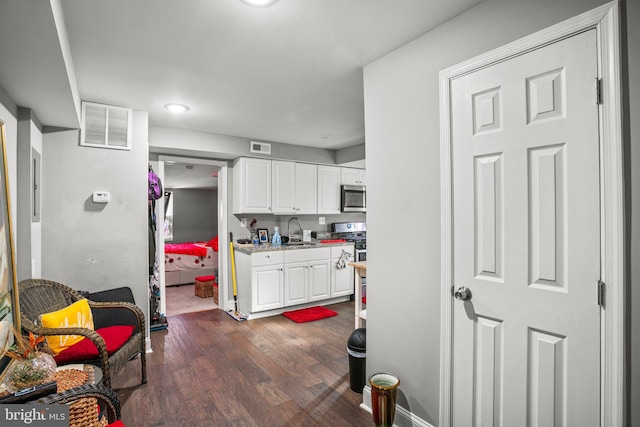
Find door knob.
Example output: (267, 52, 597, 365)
(454, 286, 471, 301)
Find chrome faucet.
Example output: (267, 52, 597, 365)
(287, 217, 303, 240)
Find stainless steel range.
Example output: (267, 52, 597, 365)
(332, 222, 366, 262)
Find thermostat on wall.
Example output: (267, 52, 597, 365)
(92, 191, 110, 203)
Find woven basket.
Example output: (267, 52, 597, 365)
(55, 366, 106, 427)
(195, 277, 215, 298)
(68, 396, 103, 427)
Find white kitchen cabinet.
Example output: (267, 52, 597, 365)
(284, 247, 330, 306)
(252, 264, 284, 312)
(235, 250, 284, 314)
(331, 245, 354, 297)
(233, 157, 272, 214)
(317, 165, 341, 214)
(250, 251, 284, 312)
(272, 161, 317, 214)
(235, 245, 354, 317)
(308, 259, 331, 301)
(295, 163, 318, 214)
(271, 161, 295, 214)
(341, 167, 366, 186)
(284, 261, 308, 306)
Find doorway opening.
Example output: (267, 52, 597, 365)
(154, 156, 229, 319)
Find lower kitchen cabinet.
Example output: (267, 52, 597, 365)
(253, 264, 284, 311)
(331, 245, 354, 297)
(235, 250, 284, 314)
(284, 261, 308, 306)
(284, 247, 331, 306)
(308, 260, 331, 301)
(235, 244, 353, 317)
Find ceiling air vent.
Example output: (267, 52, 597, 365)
(81, 101, 132, 150)
(250, 141, 271, 155)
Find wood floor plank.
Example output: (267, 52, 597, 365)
(112, 301, 372, 426)
(254, 380, 292, 406)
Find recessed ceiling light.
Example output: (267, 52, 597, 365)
(165, 103, 189, 113)
(241, 0, 278, 6)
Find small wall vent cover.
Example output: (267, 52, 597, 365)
(250, 141, 271, 155)
(81, 101, 132, 150)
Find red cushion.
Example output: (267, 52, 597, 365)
(196, 275, 215, 282)
(54, 325, 135, 365)
(205, 235, 218, 252)
(106, 421, 125, 427)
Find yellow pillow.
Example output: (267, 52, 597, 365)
(39, 299, 95, 355)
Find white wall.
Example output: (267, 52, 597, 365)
(16, 109, 43, 281)
(362, 0, 635, 424)
(30, 121, 42, 278)
(169, 188, 218, 243)
(40, 110, 149, 330)
(149, 125, 338, 165)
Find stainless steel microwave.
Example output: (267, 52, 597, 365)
(341, 185, 366, 212)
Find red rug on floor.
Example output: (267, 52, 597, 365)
(282, 306, 338, 323)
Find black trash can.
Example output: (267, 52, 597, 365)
(347, 328, 366, 393)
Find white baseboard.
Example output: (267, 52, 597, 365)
(362, 386, 434, 427)
(145, 337, 153, 353)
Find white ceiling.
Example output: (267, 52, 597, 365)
(0, 0, 481, 152)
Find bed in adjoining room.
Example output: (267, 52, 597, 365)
(164, 236, 218, 286)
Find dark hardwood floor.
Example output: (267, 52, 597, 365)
(112, 301, 372, 426)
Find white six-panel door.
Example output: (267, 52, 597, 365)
(450, 29, 601, 426)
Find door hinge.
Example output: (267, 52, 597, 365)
(598, 280, 605, 307)
(594, 78, 602, 105)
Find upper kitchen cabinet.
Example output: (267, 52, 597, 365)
(341, 167, 366, 186)
(317, 165, 341, 214)
(272, 161, 317, 214)
(295, 163, 318, 213)
(233, 157, 272, 213)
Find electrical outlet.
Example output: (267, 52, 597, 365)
(319, 217, 325, 225)
(240, 218, 247, 227)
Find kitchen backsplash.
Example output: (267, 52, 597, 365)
(232, 213, 366, 240)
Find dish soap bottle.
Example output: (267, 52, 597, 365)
(272, 226, 282, 247)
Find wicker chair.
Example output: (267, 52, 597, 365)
(30, 384, 122, 426)
(18, 279, 147, 388)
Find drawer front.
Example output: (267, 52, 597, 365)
(252, 251, 284, 266)
(330, 244, 354, 258)
(284, 247, 331, 263)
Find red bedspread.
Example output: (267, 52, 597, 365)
(164, 242, 208, 257)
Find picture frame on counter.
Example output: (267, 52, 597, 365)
(257, 229, 269, 243)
